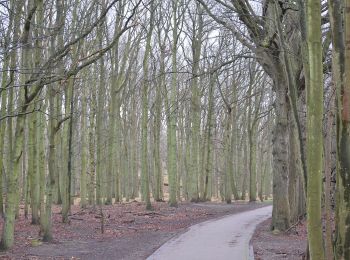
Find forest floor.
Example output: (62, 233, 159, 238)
(0, 200, 270, 259)
(251, 218, 308, 260)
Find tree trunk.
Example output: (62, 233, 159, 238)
(224, 111, 232, 204)
(189, 3, 203, 202)
(203, 73, 215, 201)
(271, 84, 290, 232)
(141, 2, 155, 210)
(42, 85, 56, 242)
(88, 86, 97, 206)
(153, 81, 163, 201)
(324, 97, 334, 260)
(96, 9, 106, 205)
(28, 111, 40, 224)
(80, 86, 87, 208)
(167, 0, 179, 207)
(328, 0, 350, 258)
(306, 0, 325, 258)
(0, 1, 24, 249)
(288, 111, 300, 224)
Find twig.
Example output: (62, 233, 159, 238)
(285, 219, 301, 233)
(70, 217, 84, 221)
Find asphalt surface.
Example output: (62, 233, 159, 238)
(147, 205, 272, 260)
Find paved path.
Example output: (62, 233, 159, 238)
(147, 205, 272, 260)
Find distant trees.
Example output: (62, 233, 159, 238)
(196, 0, 307, 231)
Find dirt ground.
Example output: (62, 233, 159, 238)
(251, 218, 307, 260)
(0, 201, 269, 259)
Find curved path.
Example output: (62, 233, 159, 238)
(147, 205, 272, 260)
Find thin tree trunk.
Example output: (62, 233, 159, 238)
(96, 7, 106, 205)
(63, 78, 74, 222)
(28, 111, 39, 224)
(43, 83, 56, 242)
(141, 1, 155, 210)
(324, 96, 334, 260)
(168, 0, 179, 207)
(189, 3, 203, 202)
(203, 74, 215, 201)
(80, 86, 87, 208)
(88, 83, 97, 206)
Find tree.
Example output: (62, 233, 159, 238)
(306, 0, 325, 258)
(329, 0, 350, 258)
(188, 2, 203, 202)
(141, 0, 155, 210)
(1, 0, 25, 249)
(0, 0, 139, 248)
(167, 0, 181, 207)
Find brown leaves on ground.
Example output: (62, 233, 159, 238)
(252, 210, 335, 260)
(252, 218, 307, 260)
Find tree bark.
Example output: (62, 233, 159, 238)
(306, 0, 325, 258)
(271, 84, 290, 231)
(141, 0, 155, 210)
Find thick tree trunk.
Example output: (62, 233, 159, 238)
(271, 84, 290, 232)
(328, 0, 350, 258)
(306, 0, 325, 257)
(334, 0, 350, 258)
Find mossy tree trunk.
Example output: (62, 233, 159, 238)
(329, 0, 350, 258)
(306, 0, 325, 258)
(1, 0, 25, 249)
